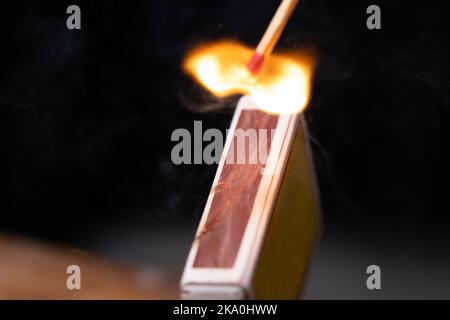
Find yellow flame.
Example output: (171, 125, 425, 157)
(183, 40, 313, 114)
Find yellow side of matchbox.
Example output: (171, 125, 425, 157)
(252, 116, 320, 299)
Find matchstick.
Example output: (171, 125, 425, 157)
(247, 0, 299, 75)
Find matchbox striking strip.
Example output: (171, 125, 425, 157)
(193, 109, 279, 268)
(181, 96, 320, 299)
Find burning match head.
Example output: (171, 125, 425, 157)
(247, 53, 265, 75)
(183, 41, 314, 114)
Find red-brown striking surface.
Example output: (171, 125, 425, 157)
(193, 110, 279, 268)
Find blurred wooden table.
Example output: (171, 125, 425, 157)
(0, 234, 179, 299)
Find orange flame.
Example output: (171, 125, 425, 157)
(183, 40, 314, 114)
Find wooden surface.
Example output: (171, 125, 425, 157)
(0, 234, 179, 299)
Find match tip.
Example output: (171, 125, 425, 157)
(247, 53, 265, 75)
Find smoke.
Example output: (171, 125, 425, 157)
(178, 75, 240, 114)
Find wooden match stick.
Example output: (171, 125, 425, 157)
(247, 0, 299, 75)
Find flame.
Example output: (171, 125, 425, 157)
(183, 40, 313, 114)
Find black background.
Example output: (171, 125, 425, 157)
(0, 0, 448, 297)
